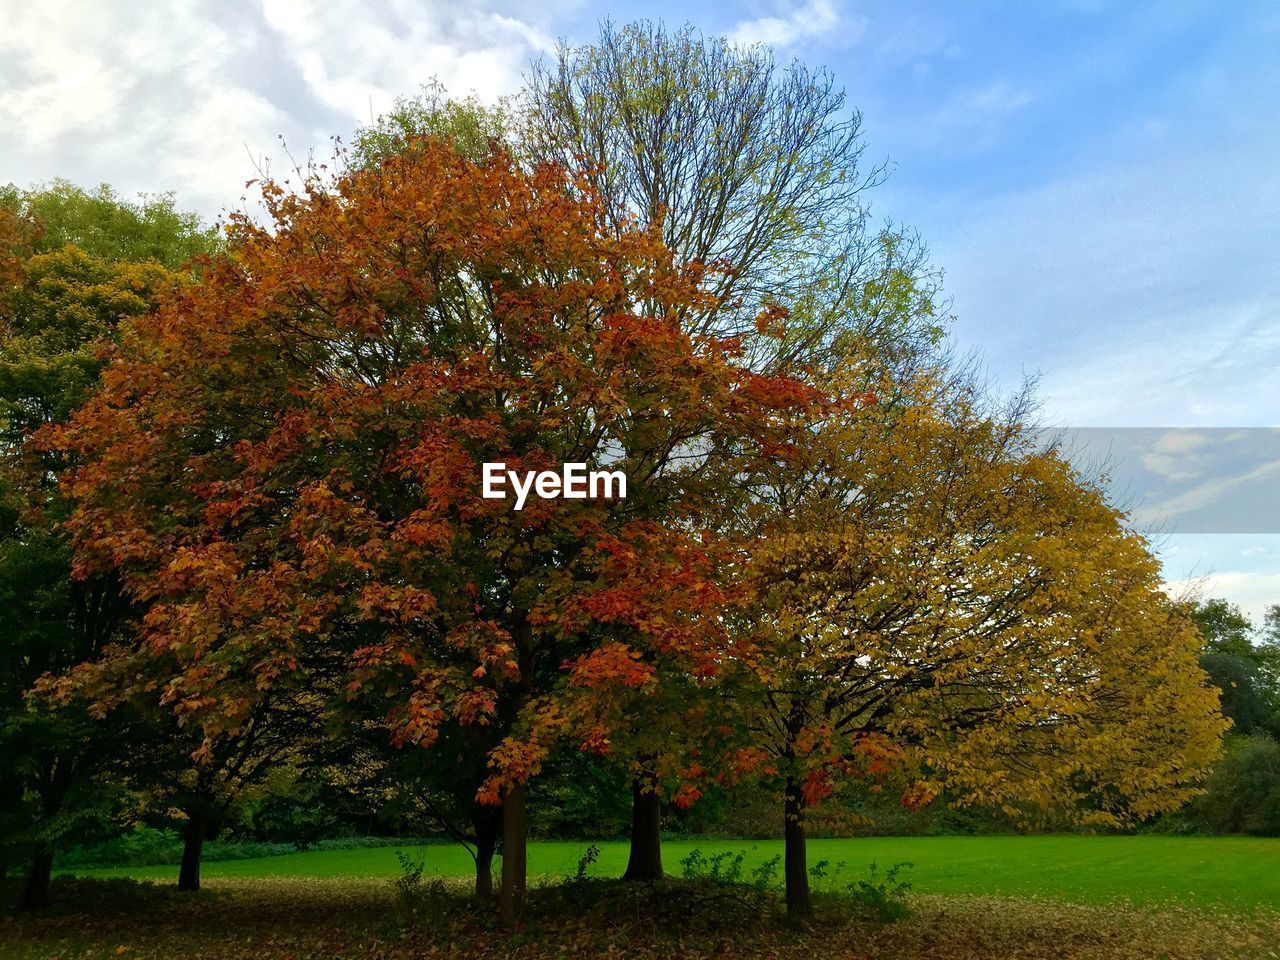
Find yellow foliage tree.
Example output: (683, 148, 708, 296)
(740, 356, 1227, 916)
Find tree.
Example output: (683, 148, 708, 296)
(0, 184, 216, 907)
(0, 180, 216, 268)
(1171, 599, 1280, 836)
(1194, 733, 1280, 835)
(1192, 599, 1256, 656)
(738, 357, 1227, 916)
(1188, 599, 1280, 737)
(518, 22, 949, 877)
(350, 79, 513, 168)
(368, 24, 947, 371)
(522, 21, 885, 337)
(0, 245, 154, 908)
(348, 36, 957, 877)
(51, 136, 814, 924)
(1265, 605, 1280, 647)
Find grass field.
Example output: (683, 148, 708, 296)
(71, 834, 1280, 911)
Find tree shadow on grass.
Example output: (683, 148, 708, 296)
(2, 875, 1278, 959)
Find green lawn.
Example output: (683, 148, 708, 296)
(70, 835, 1280, 911)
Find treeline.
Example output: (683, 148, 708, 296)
(1, 21, 1227, 925)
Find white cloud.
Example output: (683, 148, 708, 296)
(0, 0, 553, 220)
(0, 2, 286, 216)
(1132, 457, 1280, 528)
(1140, 430, 1208, 482)
(727, 1, 854, 49)
(1154, 432, 1209, 454)
(258, 0, 554, 119)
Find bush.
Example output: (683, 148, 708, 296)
(391, 850, 451, 930)
(839, 861, 913, 923)
(677, 847, 912, 925)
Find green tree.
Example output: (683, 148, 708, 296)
(1194, 734, 1280, 835)
(0, 180, 216, 267)
(1190, 599, 1280, 737)
(523, 21, 880, 325)
(349, 79, 513, 168)
(0, 183, 216, 907)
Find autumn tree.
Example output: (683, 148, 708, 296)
(342, 32, 956, 877)
(51, 136, 815, 924)
(739, 357, 1227, 916)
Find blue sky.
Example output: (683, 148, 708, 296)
(2, 0, 1277, 624)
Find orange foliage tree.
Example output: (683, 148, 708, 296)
(48, 137, 817, 922)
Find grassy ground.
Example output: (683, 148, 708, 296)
(70, 835, 1280, 912)
(4, 874, 1279, 960)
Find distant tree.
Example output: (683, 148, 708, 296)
(1192, 599, 1257, 657)
(1257, 604, 1280, 696)
(349, 80, 513, 168)
(1189, 599, 1280, 737)
(1198, 653, 1276, 738)
(1194, 734, 1280, 835)
(0, 181, 217, 268)
(1265, 605, 1280, 644)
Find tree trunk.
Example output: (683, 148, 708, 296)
(472, 805, 500, 901)
(21, 850, 53, 910)
(784, 777, 811, 917)
(499, 782, 527, 927)
(178, 809, 206, 892)
(623, 767, 663, 881)
(22, 756, 73, 910)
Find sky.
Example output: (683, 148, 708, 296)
(2, 0, 1277, 626)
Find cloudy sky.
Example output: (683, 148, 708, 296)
(3, 0, 1277, 625)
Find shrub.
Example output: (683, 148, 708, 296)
(391, 850, 451, 930)
(842, 861, 913, 923)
